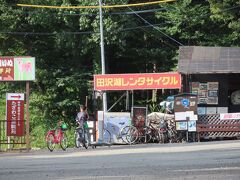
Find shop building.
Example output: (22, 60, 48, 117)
(178, 46, 240, 139)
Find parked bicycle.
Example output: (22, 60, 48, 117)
(95, 126, 112, 145)
(167, 124, 185, 143)
(157, 118, 169, 143)
(148, 123, 161, 143)
(45, 122, 68, 152)
(121, 125, 152, 144)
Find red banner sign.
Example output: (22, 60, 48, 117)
(94, 73, 181, 91)
(0, 57, 14, 81)
(6, 93, 25, 136)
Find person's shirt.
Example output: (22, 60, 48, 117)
(76, 111, 88, 125)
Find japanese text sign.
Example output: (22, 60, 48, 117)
(6, 93, 25, 136)
(174, 94, 198, 121)
(94, 73, 181, 91)
(0, 57, 35, 81)
(220, 113, 240, 120)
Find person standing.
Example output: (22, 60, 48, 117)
(76, 105, 89, 127)
(75, 105, 90, 144)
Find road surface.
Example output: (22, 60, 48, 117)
(0, 140, 240, 180)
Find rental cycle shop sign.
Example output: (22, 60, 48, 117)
(94, 73, 181, 91)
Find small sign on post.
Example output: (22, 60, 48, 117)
(6, 93, 25, 136)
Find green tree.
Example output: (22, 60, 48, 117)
(156, 0, 240, 46)
(208, 0, 240, 45)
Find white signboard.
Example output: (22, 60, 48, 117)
(7, 93, 24, 100)
(188, 120, 197, 132)
(217, 107, 228, 114)
(175, 111, 198, 121)
(206, 107, 217, 114)
(220, 113, 240, 120)
(104, 112, 131, 144)
(176, 121, 188, 130)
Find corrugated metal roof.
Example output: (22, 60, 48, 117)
(178, 46, 240, 74)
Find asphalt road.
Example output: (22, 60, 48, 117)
(0, 140, 240, 180)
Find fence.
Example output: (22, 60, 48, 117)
(198, 115, 240, 139)
(0, 120, 26, 151)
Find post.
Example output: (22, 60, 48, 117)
(99, 0, 107, 113)
(126, 91, 129, 111)
(26, 82, 30, 152)
(85, 96, 88, 108)
(132, 90, 134, 108)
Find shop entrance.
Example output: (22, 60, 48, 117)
(93, 72, 182, 144)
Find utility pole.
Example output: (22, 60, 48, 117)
(97, 0, 107, 144)
(99, 0, 107, 112)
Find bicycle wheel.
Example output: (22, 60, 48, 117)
(150, 128, 160, 143)
(83, 130, 89, 149)
(159, 132, 165, 143)
(75, 131, 81, 148)
(143, 126, 152, 143)
(60, 133, 68, 150)
(120, 126, 130, 144)
(46, 133, 55, 152)
(124, 126, 138, 144)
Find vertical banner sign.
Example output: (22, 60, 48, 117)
(6, 93, 25, 136)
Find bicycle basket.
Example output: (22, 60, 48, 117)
(83, 122, 89, 129)
(61, 123, 68, 131)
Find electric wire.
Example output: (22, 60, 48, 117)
(2, 3, 238, 40)
(117, 2, 240, 46)
(120, 0, 183, 46)
(0, 23, 169, 36)
(2, 8, 167, 17)
(185, 5, 240, 22)
(17, 0, 176, 9)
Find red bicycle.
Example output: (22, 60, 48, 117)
(45, 123, 68, 152)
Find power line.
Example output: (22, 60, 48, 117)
(115, 23, 169, 32)
(0, 23, 169, 36)
(188, 5, 240, 22)
(120, 0, 183, 46)
(17, 0, 176, 9)
(0, 31, 94, 36)
(1, 8, 167, 17)
(109, 8, 167, 15)
(4, 3, 237, 41)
